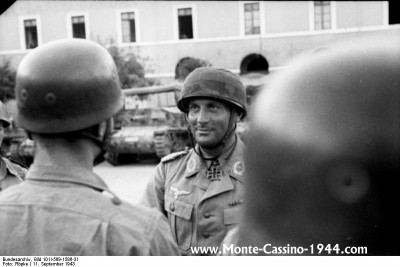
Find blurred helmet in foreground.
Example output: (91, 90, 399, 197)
(240, 39, 400, 255)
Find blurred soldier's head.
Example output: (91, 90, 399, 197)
(15, 39, 122, 164)
(0, 101, 11, 146)
(177, 67, 247, 150)
(240, 40, 400, 255)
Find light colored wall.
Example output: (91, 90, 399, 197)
(264, 1, 310, 33)
(0, 6, 20, 51)
(135, 1, 174, 42)
(336, 1, 386, 29)
(0, 0, 393, 80)
(196, 1, 241, 38)
(120, 26, 400, 78)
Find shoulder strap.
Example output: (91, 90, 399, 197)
(161, 150, 189, 163)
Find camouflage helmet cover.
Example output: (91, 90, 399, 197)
(15, 39, 123, 134)
(177, 67, 247, 118)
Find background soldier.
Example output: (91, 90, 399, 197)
(239, 39, 400, 255)
(141, 67, 247, 255)
(0, 39, 179, 256)
(0, 101, 27, 192)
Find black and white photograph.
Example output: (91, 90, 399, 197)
(0, 0, 399, 266)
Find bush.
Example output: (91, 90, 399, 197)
(106, 45, 157, 89)
(0, 59, 16, 101)
(175, 57, 211, 81)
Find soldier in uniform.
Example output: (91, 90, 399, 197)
(238, 40, 400, 255)
(0, 39, 180, 256)
(141, 67, 247, 255)
(0, 101, 27, 192)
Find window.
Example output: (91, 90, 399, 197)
(314, 1, 331, 30)
(178, 8, 193, 39)
(244, 2, 260, 35)
(389, 1, 400, 25)
(67, 13, 89, 39)
(24, 19, 38, 49)
(72, 15, 86, 38)
(121, 12, 136, 43)
(19, 15, 41, 50)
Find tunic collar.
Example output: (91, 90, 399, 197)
(25, 164, 121, 205)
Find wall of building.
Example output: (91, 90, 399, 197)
(197, 1, 242, 38)
(0, 3, 21, 51)
(336, 1, 386, 28)
(263, 1, 310, 34)
(0, 1, 396, 83)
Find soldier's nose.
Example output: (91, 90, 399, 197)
(197, 108, 210, 123)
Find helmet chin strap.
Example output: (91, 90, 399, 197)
(78, 118, 113, 166)
(26, 119, 113, 166)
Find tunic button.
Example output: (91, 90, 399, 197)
(203, 213, 211, 218)
(203, 233, 210, 238)
(170, 202, 175, 212)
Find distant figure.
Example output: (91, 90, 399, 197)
(0, 101, 27, 192)
(239, 40, 400, 255)
(142, 67, 247, 255)
(0, 39, 179, 256)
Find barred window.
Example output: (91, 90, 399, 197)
(314, 1, 331, 30)
(244, 2, 260, 35)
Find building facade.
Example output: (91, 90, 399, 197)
(0, 1, 399, 84)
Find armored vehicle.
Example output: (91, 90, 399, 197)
(3, 121, 33, 165)
(2, 100, 34, 166)
(106, 84, 191, 165)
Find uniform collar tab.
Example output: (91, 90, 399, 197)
(227, 138, 246, 182)
(185, 151, 201, 178)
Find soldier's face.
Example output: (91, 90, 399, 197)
(187, 98, 231, 148)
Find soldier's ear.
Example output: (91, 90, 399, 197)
(324, 163, 370, 204)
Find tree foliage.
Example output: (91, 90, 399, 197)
(0, 59, 16, 102)
(107, 45, 158, 89)
(175, 57, 212, 81)
(0, 41, 159, 102)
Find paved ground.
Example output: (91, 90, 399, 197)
(93, 159, 159, 205)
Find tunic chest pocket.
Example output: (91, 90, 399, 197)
(165, 194, 194, 251)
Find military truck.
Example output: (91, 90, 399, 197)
(106, 84, 191, 165)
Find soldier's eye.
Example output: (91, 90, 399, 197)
(208, 104, 220, 111)
(189, 105, 199, 112)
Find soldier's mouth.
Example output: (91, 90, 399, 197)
(196, 128, 212, 133)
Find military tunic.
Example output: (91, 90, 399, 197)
(0, 164, 180, 256)
(141, 135, 246, 255)
(0, 157, 27, 192)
